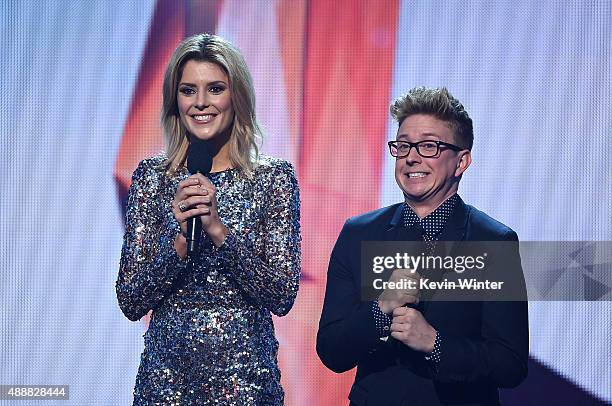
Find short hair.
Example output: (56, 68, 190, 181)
(161, 33, 262, 176)
(390, 86, 473, 150)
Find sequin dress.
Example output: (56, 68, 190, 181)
(116, 154, 301, 405)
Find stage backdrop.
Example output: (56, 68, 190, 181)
(1, 1, 611, 404)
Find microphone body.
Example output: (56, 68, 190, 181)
(186, 177, 204, 256)
(186, 139, 213, 258)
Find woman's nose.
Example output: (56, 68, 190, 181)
(195, 91, 209, 109)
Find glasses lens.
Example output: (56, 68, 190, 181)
(417, 141, 438, 157)
(389, 143, 398, 157)
(397, 142, 411, 157)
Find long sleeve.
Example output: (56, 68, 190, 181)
(212, 160, 301, 316)
(316, 221, 381, 373)
(116, 159, 187, 322)
(317, 222, 529, 384)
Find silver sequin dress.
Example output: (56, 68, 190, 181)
(116, 154, 301, 405)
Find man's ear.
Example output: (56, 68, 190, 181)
(455, 150, 472, 177)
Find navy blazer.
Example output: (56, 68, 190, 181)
(317, 197, 529, 406)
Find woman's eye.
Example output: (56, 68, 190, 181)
(179, 87, 195, 95)
(209, 86, 225, 94)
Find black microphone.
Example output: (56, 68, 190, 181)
(186, 138, 213, 257)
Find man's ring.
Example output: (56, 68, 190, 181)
(179, 201, 187, 212)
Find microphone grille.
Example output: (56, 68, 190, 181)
(187, 139, 213, 175)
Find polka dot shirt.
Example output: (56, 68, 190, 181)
(402, 193, 458, 253)
(371, 194, 458, 367)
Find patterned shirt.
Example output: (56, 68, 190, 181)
(372, 195, 459, 366)
(402, 193, 458, 253)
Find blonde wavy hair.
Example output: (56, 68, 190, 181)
(161, 33, 262, 176)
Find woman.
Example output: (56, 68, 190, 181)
(116, 34, 301, 405)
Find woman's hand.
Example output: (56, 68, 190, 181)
(172, 173, 228, 249)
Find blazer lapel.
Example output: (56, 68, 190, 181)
(421, 197, 470, 313)
(384, 203, 423, 242)
(437, 196, 470, 248)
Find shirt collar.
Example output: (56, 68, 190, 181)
(403, 194, 459, 238)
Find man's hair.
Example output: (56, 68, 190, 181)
(161, 33, 262, 177)
(390, 87, 473, 150)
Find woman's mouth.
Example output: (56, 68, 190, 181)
(192, 114, 216, 123)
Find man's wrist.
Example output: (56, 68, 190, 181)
(377, 299, 394, 315)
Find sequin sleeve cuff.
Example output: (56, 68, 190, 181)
(209, 229, 298, 315)
(211, 231, 299, 318)
(161, 211, 190, 265)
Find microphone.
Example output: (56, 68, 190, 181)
(186, 138, 213, 257)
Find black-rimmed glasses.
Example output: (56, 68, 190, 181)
(388, 140, 464, 158)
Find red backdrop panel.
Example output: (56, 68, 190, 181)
(295, 0, 399, 403)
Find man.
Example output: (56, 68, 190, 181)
(317, 87, 528, 405)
